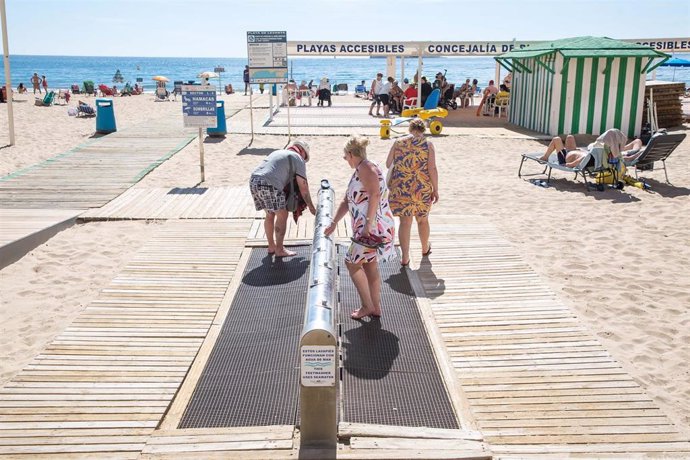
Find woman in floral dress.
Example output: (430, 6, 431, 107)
(386, 118, 439, 266)
(325, 136, 395, 320)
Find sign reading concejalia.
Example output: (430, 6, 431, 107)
(301, 346, 336, 387)
(287, 38, 690, 57)
(247, 31, 288, 84)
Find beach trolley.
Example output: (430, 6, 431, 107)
(494, 36, 669, 137)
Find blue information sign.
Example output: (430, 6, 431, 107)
(181, 85, 217, 128)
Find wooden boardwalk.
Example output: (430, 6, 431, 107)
(0, 118, 196, 268)
(0, 220, 249, 458)
(0, 123, 195, 209)
(411, 215, 690, 458)
(81, 186, 259, 221)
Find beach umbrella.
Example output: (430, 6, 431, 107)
(112, 69, 124, 83)
(659, 57, 690, 81)
(197, 71, 219, 79)
(152, 76, 169, 82)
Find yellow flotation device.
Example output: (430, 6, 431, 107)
(418, 107, 448, 120)
(400, 107, 449, 119)
(379, 119, 391, 139)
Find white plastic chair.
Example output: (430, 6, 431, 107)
(494, 97, 509, 118)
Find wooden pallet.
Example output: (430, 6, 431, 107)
(0, 220, 249, 457)
(409, 215, 690, 458)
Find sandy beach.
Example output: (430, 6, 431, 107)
(0, 89, 689, 441)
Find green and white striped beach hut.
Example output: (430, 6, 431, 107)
(495, 36, 669, 137)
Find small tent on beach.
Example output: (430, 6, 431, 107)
(495, 36, 669, 137)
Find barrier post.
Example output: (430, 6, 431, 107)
(299, 179, 337, 449)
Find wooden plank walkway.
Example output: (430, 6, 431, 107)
(0, 123, 196, 209)
(247, 212, 353, 245)
(80, 186, 260, 221)
(0, 220, 249, 458)
(411, 215, 690, 458)
(138, 424, 492, 459)
(0, 209, 82, 269)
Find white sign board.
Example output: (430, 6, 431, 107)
(286, 38, 690, 56)
(181, 85, 217, 128)
(247, 31, 288, 84)
(301, 345, 336, 387)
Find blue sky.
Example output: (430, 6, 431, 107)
(2, 0, 689, 57)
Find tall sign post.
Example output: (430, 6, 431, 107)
(247, 31, 288, 142)
(1, 0, 15, 146)
(214, 66, 224, 94)
(181, 85, 217, 184)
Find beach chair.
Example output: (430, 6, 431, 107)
(155, 86, 170, 101)
(623, 133, 686, 183)
(401, 89, 441, 116)
(518, 145, 613, 190)
(34, 91, 55, 107)
(77, 102, 96, 117)
(71, 84, 80, 94)
(56, 89, 71, 104)
(355, 84, 368, 98)
(494, 94, 509, 117)
(172, 81, 183, 100)
(82, 81, 95, 95)
(98, 84, 115, 97)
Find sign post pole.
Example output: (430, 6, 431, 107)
(287, 89, 291, 141)
(198, 127, 205, 183)
(249, 84, 254, 143)
(1, 0, 15, 146)
(214, 66, 225, 95)
(417, 43, 423, 109)
(181, 85, 216, 185)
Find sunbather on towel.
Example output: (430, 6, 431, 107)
(540, 130, 643, 168)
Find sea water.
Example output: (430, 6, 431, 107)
(3, 54, 689, 92)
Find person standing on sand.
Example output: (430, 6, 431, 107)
(243, 65, 250, 95)
(368, 73, 383, 117)
(41, 75, 48, 93)
(31, 73, 42, 94)
(249, 140, 316, 257)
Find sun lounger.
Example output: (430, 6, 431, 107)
(623, 133, 686, 183)
(77, 102, 96, 117)
(519, 145, 613, 190)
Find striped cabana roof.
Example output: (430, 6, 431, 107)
(494, 36, 669, 137)
(496, 36, 668, 71)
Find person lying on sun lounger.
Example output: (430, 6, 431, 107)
(540, 129, 643, 168)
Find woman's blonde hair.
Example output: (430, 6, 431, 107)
(344, 135, 370, 159)
(409, 118, 426, 134)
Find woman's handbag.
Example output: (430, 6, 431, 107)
(285, 155, 299, 212)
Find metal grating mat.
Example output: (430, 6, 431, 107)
(179, 247, 311, 428)
(338, 246, 459, 429)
